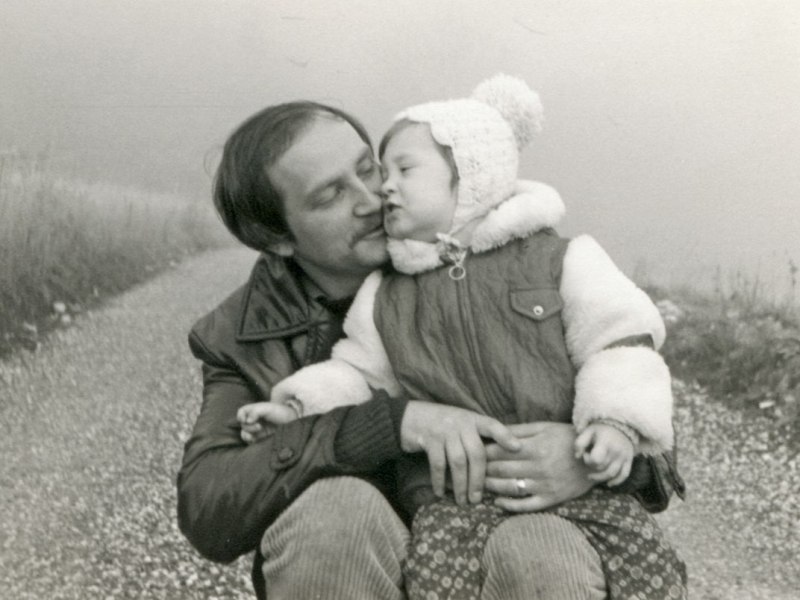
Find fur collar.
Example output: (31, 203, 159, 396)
(387, 180, 565, 275)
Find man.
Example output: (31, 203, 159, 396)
(177, 101, 683, 599)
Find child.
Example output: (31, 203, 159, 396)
(239, 74, 686, 599)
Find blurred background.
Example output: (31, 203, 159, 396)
(2, 3, 799, 597)
(2, 0, 799, 294)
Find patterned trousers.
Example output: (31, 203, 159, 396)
(404, 487, 687, 600)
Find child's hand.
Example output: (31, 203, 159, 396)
(574, 423, 634, 487)
(237, 401, 300, 444)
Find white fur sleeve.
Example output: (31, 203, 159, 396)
(562, 235, 673, 454)
(269, 270, 401, 416)
(332, 270, 402, 396)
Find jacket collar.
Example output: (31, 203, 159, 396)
(387, 180, 565, 275)
(236, 253, 328, 341)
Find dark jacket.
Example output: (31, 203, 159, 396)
(177, 254, 407, 597)
(177, 252, 684, 597)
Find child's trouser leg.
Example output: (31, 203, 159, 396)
(404, 500, 606, 600)
(404, 489, 686, 600)
(552, 487, 688, 600)
(404, 499, 605, 600)
(260, 476, 409, 600)
(404, 499, 507, 599)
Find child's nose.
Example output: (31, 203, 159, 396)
(380, 176, 396, 197)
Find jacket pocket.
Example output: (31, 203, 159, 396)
(509, 288, 563, 321)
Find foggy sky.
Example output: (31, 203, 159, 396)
(2, 0, 799, 295)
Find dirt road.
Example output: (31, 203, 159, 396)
(0, 247, 797, 598)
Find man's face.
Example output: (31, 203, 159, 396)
(268, 115, 388, 297)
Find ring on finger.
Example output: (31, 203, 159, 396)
(515, 478, 529, 496)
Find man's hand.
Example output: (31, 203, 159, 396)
(484, 422, 594, 512)
(400, 401, 521, 506)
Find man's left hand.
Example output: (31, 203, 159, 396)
(484, 422, 594, 512)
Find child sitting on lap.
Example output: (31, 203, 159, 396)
(239, 74, 686, 600)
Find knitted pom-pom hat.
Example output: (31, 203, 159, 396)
(394, 73, 543, 236)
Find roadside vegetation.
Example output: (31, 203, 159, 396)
(0, 152, 231, 356)
(2, 150, 798, 443)
(644, 264, 800, 441)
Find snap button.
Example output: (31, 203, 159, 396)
(532, 305, 544, 316)
(278, 447, 295, 461)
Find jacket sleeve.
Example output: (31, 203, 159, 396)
(271, 270, 403, 415)
(614, 446, 686, 512)
(560, 234, 673, 455)
(177, 332, 407, 564)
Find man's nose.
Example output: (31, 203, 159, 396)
(352, 178, 382, 216)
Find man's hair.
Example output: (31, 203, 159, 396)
(378, 119, 459, 190)
(213, 101, 373, 252)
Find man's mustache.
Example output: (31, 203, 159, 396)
(350, 216, 386, 246)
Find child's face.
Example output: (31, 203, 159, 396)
(380, 123, 457, 243)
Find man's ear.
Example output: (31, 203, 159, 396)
(266, 240, 295, 257)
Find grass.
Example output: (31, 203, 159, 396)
(0, 152, 232, 356)
(3, 148, 797, 438)
(643, 263, 800, 437)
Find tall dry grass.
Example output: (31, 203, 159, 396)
(0, 152, 231, 353)
(644, 263, 800, 435)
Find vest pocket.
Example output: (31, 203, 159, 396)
(509, 288, 563, 321)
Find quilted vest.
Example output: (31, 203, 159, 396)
(375, 229, 575, 426)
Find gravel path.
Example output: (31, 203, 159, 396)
(1, 247, 798, 599)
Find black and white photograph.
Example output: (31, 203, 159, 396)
(1, 1, 798, 598)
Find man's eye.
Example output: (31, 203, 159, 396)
(358, 161, 378, 179)
(314, 186, 341, 206)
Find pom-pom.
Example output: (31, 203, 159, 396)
(472, 74, 543, 149)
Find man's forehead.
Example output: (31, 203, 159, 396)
(276, 118, 370, 189)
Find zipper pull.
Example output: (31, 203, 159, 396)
(436, 234, 468, 280)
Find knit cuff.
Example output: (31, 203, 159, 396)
(590, 417, 641, 448)
(333, 390, 408, 470)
